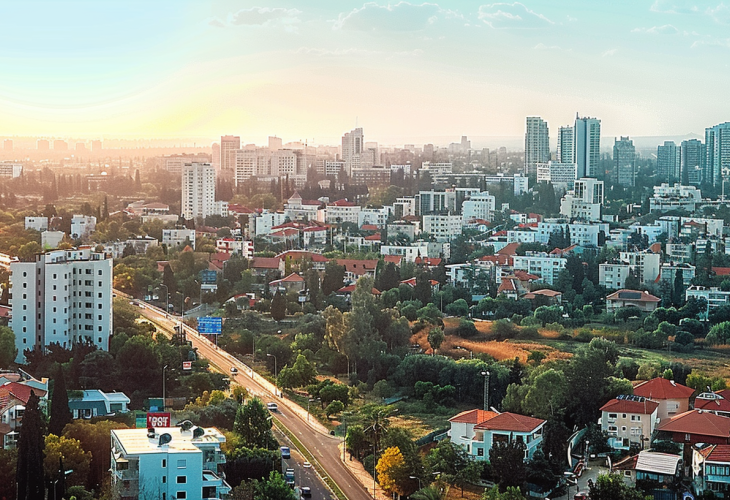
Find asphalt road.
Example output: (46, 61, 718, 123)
(274, 427, 331, 500)
(131, 297, 374, 500)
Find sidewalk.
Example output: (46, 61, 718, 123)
(340, 443, 390, 500)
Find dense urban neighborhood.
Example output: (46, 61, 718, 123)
(3, 119, 730, 500)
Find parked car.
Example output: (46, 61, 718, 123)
(230, 366, 238, 374)
(267, 402, 279, 412)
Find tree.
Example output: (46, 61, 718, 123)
(533, 306, 562, 327)
(254, 471, 298, 500)
(376, 446, 410, 496)
(49, 363, 72, 436)
(277, 354, 318, 389)
(565, 338, 620, 427)
(63, 419, 130, 490)
(0, 325, 17, 368)
(377, 262, 401, 292)
(0, 448, 17, 500)
(233, 398, 278, 450)
(224, 447, 279, 488)
(482, 486, 526, 500)
(270, 290, 286, 321)
(588, 472, 649, 500)
(44, 434, 92, 489)
(489, 440, 526, 489)
(445, 299, 469, 317)
(427, 328, 445, 355)
(412, 485, 446, 500)
(306, 269, 321, 309)
(16, 391, 44, 500)
(321, 262, 345, 295)
(414, 272, 433, 305)
(346, 424, 368, 459)
(673, 268, 685, 307)
(325, 400, 345, 418)
(523, 368, 568, 419)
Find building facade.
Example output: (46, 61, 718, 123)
(524, 116, 550, 176)
(573, 115, 601, 178)
(614, 136, 637, 187)
(182, 163, 216, 221)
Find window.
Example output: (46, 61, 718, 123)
(177, 476, 186, 484)
(477, 448, 484, 456)
(176, 493, 186, 499)
(622, 414, 627, 419)
(177, 460, 186, 469)
(621, 426, 627, 432)
(162, 477, 167, 483)
(162, 459, 167, 468)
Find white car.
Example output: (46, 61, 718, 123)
(267, 402, 279, 412)
(230, 366, 238, 374)
(303, 461, 311, 468)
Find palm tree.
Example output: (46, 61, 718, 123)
(362, 405, 393, 455)
(411, 485, 445, 500)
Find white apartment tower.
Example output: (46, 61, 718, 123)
(342, 128, 364, 175)
(573, 115, 601, 178)
(524, 117, 550, 176)
(557, 126, 574, 163)
(182, 163, 216, 221)
(10, 248, 113, 363)
(219, 135, 240, 174)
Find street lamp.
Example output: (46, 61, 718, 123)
(267, 353, 277, 378)
(480, 370, 490, 411)
(307, 398, 320, 422)
(156, 284, 169, 313)
(455, 346, 473, 359)
(409, 476, 422, 490)
(162, 365, 168, 410)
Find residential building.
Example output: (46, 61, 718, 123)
(220, 135, 240, 174)
(511, 253, 566, 286)
(182, 163, 216, 220)
(681, 217, 724, 237)
(249, 211, 287, 237)
(111, 425, 230, 500)
(633, 377, 695, 421)
(681, 139, 705, 185)
(269, 273, 306, 295)
(535, 221, 607, 247)
(420, 162, 453, 175)
(692, 444, 730, 498)
(335, 259, 378, 281)
(524, 116, 550, 176)
(573, 115, 601, 178)
(449, 409, 546, 462)
(215, 239, 254, 259)
(658, 410, 730, 446)
(599, 263, 630, 290)
(317, 159, 346, 177)
(660, 262, 696, 286)
(423, 215, 463, 242)
(392, 197, 416, 218)
(600, 395, 659, 450)
(620, 451, 682, 486)
(619, 251, 661, 285)
(614, 136, 637, 187)
(705, 122, 730, 187)
(9, 248, 113, 363)
(574, 177, 605, 204)
(650, 183, 703, 212)
(162, 229, 196, 249)
(284, 192, 322, 222)
(68, 390, 130, 419)
(24, 217, 48, 232)
(41, 231, 65, 250)
(536, 162, 577, 189)
(686, 286, 730, 319)
(380, 242, 448, 262)
(415, 190, 457, 215)
(695, 390, 730, 418)
(506, 230, 537, 244)
(386, 222, 417, 241)
(342, 127, 364, 175)
(351, 166, 391, 187)
(0, 162, 23, 178)
(666, 243, 692, 263)
(70, 215, 97, 240)
(557, 125, 574, 163)
(326, 199, 361, 224)
(657, 141, 681, 184)
(358, 207, 390, 228)
(462, 192, 496, 224)
(606, 289, 661, 313)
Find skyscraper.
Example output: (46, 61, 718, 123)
(657, 141, 680, 184)
(573, 115, 601, 178)
(681, 139, 704, 185)
(524, 117, 550, 176)
(268, 136, 283, 150)
(220, 135, 241, 174)
(557, 126, 574, 163)
(182, 163, 216, 220)
(342, 127, 364, 175)
(613, 136, 636, 187)
(705, 122, 730, 187)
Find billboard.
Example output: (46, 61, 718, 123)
(200, 270, 218, 284)
(198, 316, 222, 335)
(147, 412, 171, 428)
(182, 361, 192, 371)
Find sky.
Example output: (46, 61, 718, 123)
(2, 0, 730, 145)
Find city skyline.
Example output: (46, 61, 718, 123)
(2, 1, 730, 141)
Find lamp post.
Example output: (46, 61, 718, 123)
(162, 365, 168, 410)
(456, 346, 473, 359)
(480, 370, 490, 411)
(156, 284, 169, 313)
(307, 398, 320, 422)
(267, 353, 277, 378)
(251, 333, 256, 361)
(409, 476, 422, 490)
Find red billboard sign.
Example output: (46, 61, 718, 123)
(182, 361, 192, 371)
(147, 412, 171, 428)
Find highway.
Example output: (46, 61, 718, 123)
(125, 295, 375, 500)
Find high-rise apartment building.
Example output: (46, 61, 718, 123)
(182, 163, 216, 220)
(10, 248, 113, 363)
(657, 141, 680, 184)
(268, 136, 283, 150)
(4, 139, 13, 151)
(573, 115, 601, 178)
(54, 140, 68, 151)
(341, 128, 364, 175)
(705, 122, 730, 187)
(91, 140, 102, 152)
(211, 142, 220, 170)
(557, 126, 574, 163)
(0, 162, 23, 178)
(76, 142, 86, 151)
(37, 139, 49, 150)
(681, 139, 705, 185)
(524, 117, 550, 176)
(614, 137, 636, 187)
(219, 135, 240, 174)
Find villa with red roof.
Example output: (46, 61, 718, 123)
(600, 396, 659, 450)
(276, 250, 329, 271)
(692, 444, 730, 495)
(633, 377, 695, 420)
(695, 390, 730, 418)
(448, 409, 545, 461)
(606, 289, 661, 313)
(326, 199, 361, 224)
(268, 273, 306, 295)
(658, 410, 730, 446)
(335, 259, 378, 281)
(250, 257, 284, 277)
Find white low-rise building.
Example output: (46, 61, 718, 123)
(326, 200, 361, 224)
(423, 214, 463, 242)
(660, 262, 696, 285)
(686, 285, 730, 319)
(650, 183, 702, 212)
(381, 241, 449, 262)
(216, 238, 254, 258)
(111, 425, 230, 500)
(619, 251, 661, 285)
(599, 263, 631, 290)
(70, 215, 97, 240)
(358, 207, 391, 228)
(512, 253, 566, 286)
(249, 211, 287, 237)
(462, 192, 496, 224)
(536, 162, 577, 189)
(536, 221, 608, 247)
(506, 230, 537, 244)
(24, 217, 48, 232)
(163, 229, 196, 250)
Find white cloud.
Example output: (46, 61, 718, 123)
(333, 2, 463, 31)
(228, 7, 301, 28)
(650, 0, 700, 13)
(691, 36, 730, 48)
(707, 3, 730, 24)
(602, 48, 618, 57)
(208, 18, 225, 28)
(533, 43, 559, 50)
(478, 2, 553, 29)
(631, 24, 679, 34)
(295, 47, 423, 58)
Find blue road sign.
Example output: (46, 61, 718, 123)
(197, 316, 222, 334)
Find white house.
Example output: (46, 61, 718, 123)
(70, 215, 97, 240)
(24, 217, 48, 232)
(163, 229, 196, 250)
(511, 253, 566, 286)
(422, 215, 463, 242)
(600, 396, 659, 450)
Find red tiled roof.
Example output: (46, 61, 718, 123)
(360, 224, 379, 231)
(713, 267, 730, 276)
(276, 273, 305, 283)
(514, 270, 539, 281)
(633, 377, 695, 400)
(526, 289, 562, 297)
(251, 257, 281, 269)
(600, 398, 660, 415)
(276, 251, 329, 263)
(302, 226, 327, 232)
(474, 412, 545, 433)
(335, 259, 378, 276)
(496, 242, 520, 256)
(449, 409, 498, 424)
(329, 199, 356, 207)
(364, 233, 382, 241)
(384, 255, 402, 265)
(695, 395, 730, 413)
(498, 278, 517, 292)
(658, 410, 730, 438)
(400, 277, 439, 287)
(0, 383, 47, 405)
(337, 284, 381, 295)
(701, 444, 730, 462)
(414, 256, 442, 266)
(649, 243, 662, 254)
(270, 228, 299, 237)
(479, 254, 511, 265)
(606, 289, 661, 303)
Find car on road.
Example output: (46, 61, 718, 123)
(230, 366, 238, 374)
(267, 402, 279, 412)
(300, 486, 311, 497)
(285, 468, 295, 488)
(303, 461, 311, 468)
(280, 446, 291, 459)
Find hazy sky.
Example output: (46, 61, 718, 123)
(2, 1, 730, 144)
